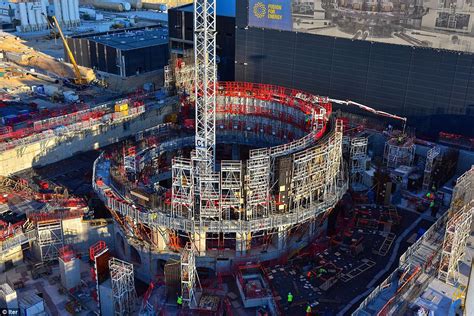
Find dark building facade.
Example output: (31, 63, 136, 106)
(66, 26, 169, 77)
(168, 1, 236, 81)
(234, 0, 474, 138)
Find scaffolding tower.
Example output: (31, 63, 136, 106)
(181, 242, 200, 308)
(438, 202, 473, 285)
(438, 166, 474, 286)
(383, 136, 415, 168)
(349, 137, 369, 186)
(109, 257, 137, 316)
(422, 146, 440, 191)
(35, 218, 64, 262)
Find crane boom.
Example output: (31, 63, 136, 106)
(329, 98, 407, 131)
(50, 16, 87, 86)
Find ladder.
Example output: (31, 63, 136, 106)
(378, 233, 396, 256)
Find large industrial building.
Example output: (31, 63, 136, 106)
(163, 0, 474, 137)
(66, 26, 169, 77)
(168, 1, 236, 81)
(230, 0, 474, 138)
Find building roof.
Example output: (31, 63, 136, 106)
(77, 27, 168, 51)
(177, 0, 235, 17)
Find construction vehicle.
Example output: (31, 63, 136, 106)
(45, 15, 88, 88)
(31, 262, 52, 279)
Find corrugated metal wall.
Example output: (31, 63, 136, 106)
(234, 0, 474, 137)
(168, 6, 236, 81)
(66, 36, 168, 77)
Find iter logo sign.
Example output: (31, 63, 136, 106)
(248, 0, 292, 31)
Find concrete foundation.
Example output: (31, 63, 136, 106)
(0, 102, 176, 176)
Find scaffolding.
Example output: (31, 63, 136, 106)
(246, 151, 271, 220)
(422, 146, 440, 191)
(109, 257, 137, 316)
(221, 161, 243, 221)
(349, 137, 369, 186)
(438, 202, 473, 286)
(181, 242, 200, 308)
(383, 136, 415, 168)
(35, 218, 64, 262)
(438, 166, 474, 286)
(171, 157, 194, 220)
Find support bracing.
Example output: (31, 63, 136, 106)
(36, 219, 64, 262)
(109, 257, 137, 316)
(193, 0, 217, 174)
(422, 146, 440, 191)
(181, 242, 200, 308)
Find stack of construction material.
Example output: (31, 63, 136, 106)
(93, 0, 132, 12)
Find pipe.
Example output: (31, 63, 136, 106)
(125, 0, 143, 9)
(93, 2, 130, 12)
(142, 2, 166, 11)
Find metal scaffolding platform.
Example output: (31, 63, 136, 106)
(35, 218, 64, 262)
(422, 146, 440, 191)
(181, 242, 200, 308)
(383, 136, 415, 168)
(349, 137, 369, 186)
(438, 166, 474, 286)
(109, 257, 137, 316)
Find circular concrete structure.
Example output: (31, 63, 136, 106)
(93, 82, 348, 276)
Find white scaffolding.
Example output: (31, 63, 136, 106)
(383, 136, 415, 168)
(199, 173, 221, 220)
(438, 166, 474, 286)
(175, 61, 195, 96)
(171, 157, 194, 219)
(438, 202, 473, 285)
(221, 161, 243, 221)
(36, 219, 64, 262)
(350, 137, 369, 186)
(181, 242, 200, 308)
(109, 257, 137, 316)
(422, 146, 440, 191)
(164, 65, 173, 91)
(246, 151, 271, 219)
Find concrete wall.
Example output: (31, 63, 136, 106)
(63, 218, 116, 256)
(0, 245, 23, 273)
(0, 102, 176, 176)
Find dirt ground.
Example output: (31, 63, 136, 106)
(0, 31, 95, 81)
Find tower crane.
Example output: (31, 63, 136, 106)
(193, 0, 217, 175)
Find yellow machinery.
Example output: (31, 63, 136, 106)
(49, 16, 88, 86)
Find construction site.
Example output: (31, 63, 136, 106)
(0, 0, 473, 315)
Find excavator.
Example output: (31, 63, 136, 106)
(45, 15, 88, 88)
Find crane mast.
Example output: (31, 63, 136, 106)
(193, 0, 217, 174)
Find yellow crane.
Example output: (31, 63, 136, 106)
(48, 15, 88, 86)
